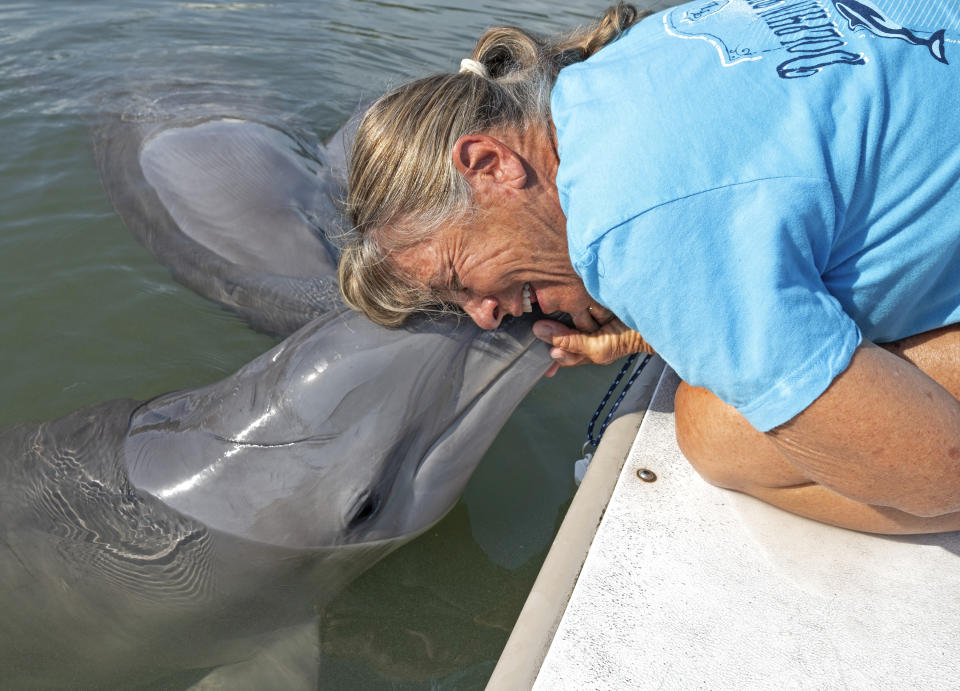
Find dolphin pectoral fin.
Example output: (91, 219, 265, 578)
(928, 29, 949, 65)
(188, 619, 320, 690)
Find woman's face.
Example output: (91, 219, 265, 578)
(390, 189, 599, 331)
(388, 126, 607, 332)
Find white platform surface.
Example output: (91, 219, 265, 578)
(533, 368, 960, 690)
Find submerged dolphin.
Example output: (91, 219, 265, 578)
(832, 0, 948, 64)
(92, 89, 357, 335)
(0, 92, 553, 688)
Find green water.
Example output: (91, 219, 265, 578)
(0, 1, 673, 687)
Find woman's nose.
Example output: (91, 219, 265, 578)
(462, 296, 503, 330)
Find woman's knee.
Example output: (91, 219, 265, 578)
(673, 323, 960, 499)
(674, 381, 808, 491)
(674, 381, 748, 489)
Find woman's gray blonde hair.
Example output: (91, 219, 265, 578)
(339, 3, 646, 326)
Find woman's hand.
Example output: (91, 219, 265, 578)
(532, 317, 655, 377)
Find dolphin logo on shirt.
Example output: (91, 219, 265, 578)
(832, 0, 948, 65)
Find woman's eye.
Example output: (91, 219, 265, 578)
(449, 272, 466, 294)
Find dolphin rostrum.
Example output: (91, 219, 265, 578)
(0, 91, 553, 688)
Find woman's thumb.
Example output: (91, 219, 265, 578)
(533, 320, 584, 352)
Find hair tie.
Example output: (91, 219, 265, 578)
(459, 58, 489, 79)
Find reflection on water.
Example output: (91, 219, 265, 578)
(0, 0, 678, 687)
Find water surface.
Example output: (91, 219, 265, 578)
(0, 1, 673, 687)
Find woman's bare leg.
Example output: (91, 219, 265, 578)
(674, 324, 960, 534)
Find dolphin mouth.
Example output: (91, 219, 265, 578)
(512, 303, 577, 329)
(410, 332, 549, 480)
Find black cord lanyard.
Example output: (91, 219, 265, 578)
(581, 352, 652, 456)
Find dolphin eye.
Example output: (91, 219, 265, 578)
(347, 491, 382, 529)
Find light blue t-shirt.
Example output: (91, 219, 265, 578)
(552, 0, 960, 431)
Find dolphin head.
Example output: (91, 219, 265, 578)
(124, 309, 552, 548)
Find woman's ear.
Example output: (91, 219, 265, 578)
(452, 134, 527, 190)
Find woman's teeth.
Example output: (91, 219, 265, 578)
(522, 283, 533, 313)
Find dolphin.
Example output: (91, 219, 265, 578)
(91, 88, 359, 336)
(0, 307, 548, 688)
(0, 91, 553, 688)
(832, 0, 948, 65)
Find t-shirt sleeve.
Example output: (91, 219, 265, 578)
(579, 177, 862, 432)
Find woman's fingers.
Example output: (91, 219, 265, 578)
(549, 345, 589, 367)
(568, 304, 614, 332)
(533, 318, 653, 372)
(588, 304, 616, 326)
(571, 308, 600, 332)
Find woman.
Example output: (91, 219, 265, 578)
(338, 1, 960, 533)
